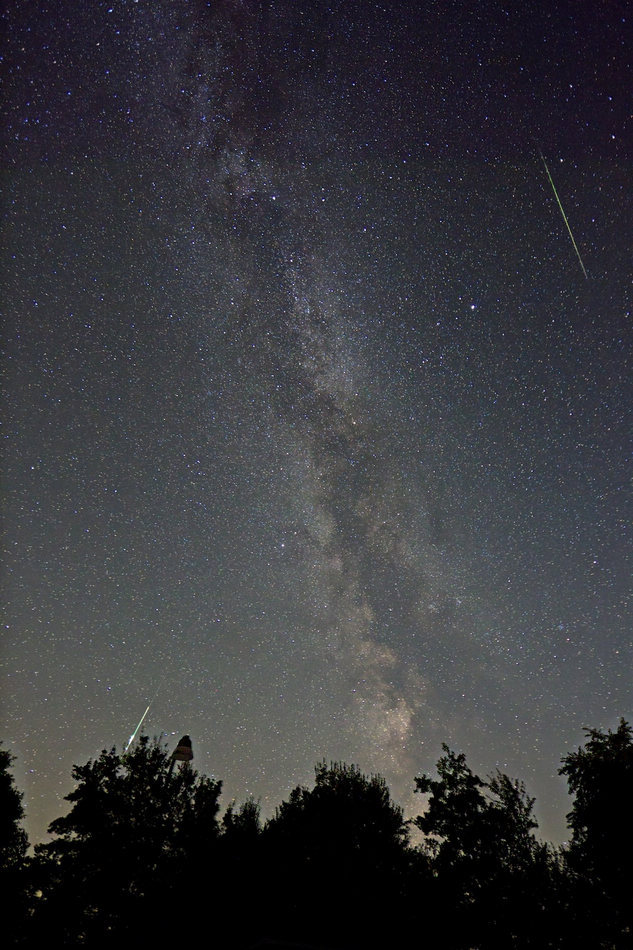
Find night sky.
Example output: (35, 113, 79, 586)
(2, 0, 632, 847)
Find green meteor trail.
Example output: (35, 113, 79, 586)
(539, 149, 588, 279)
(125, 703, 151, 751)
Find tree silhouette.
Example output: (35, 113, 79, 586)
(414, 745, 552, 948)
(10, 719, 632, 949)
(559, 718, 633, 948)
(262, 761, 413, 948)
(0, 744, 28, 870)
(218, 798, 264, 946)
(0, 745, 29, 946)
(31, 736, 222, 948)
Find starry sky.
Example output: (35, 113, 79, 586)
(2, 0, 632, 847)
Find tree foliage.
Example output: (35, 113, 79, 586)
(0, 745, 29, 946)
(267, 760, 408, 855)
(0, 744, 28, 869)
(559, 718, 633, 947)
(414, 744, 553, 948)
(31, 736, 222, 948)
(263, 761, 413, 947)
(4, 720, 632, 949)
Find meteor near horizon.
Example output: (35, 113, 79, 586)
(124, 703, 151, 751)
(123, 671, 169, 751)
(539, 148, 589, 280)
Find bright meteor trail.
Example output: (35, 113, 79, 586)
(539, 149, 589, 279)
(123, 672, 168, 751)
(125, 704, 151, 751)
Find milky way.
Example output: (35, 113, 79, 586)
(2, 0, 632, 844)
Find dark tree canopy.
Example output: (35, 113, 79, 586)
(560, 718, 633, 865)
(4, 720, 632, 949)
(32, 736, 223, 948)
(0, 745, 29, 947)
(414, 744, 540, 871)
(263, 761, 413, 947)
(0, 744, 28, 869)
(267, 760, 408, 853)
(414, 744, 553, 949)
(559, 718, 633, 947)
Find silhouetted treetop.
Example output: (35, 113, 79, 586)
(5, 720, 632, 949)
(32, 736, 223, 948)
(0, 745, 29, 948)
(0, 744, 28, 869)
(560, 718, 633, 857)
(267, 760, 408, 853)
(559, 718, 633, 946)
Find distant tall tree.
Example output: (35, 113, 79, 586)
(31, 736, 222, 948)
(222, 796, 261, 847)
(263, 761, 413, 948)
(414, 745, 553, 949)
(0, 745, 29, 946)
(219, 798, 263, 946)
(0, 744, 28, 869)
(559, 718, 633, 948)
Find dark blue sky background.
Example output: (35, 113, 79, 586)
(2, 0, 631, 845)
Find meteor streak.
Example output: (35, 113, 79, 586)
(539, 149, 588, 279)
(123, 670, 168, 750)
(125, 703, 151, 751)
